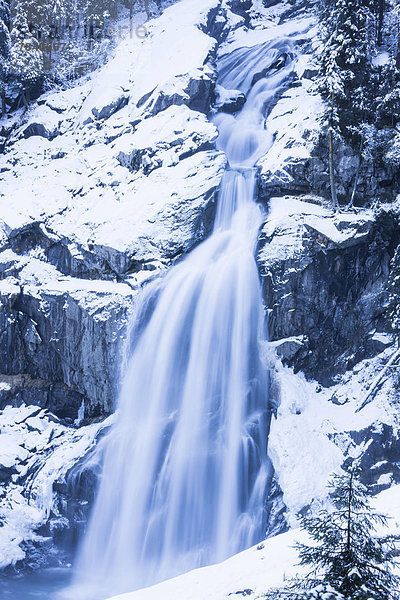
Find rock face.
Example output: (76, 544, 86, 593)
(259, 197, 400, 385)
(214, 85, 246, 113)
(259, 195, 400, 532)
(22, 105, 63, 140)
(0, 261, 134, 417)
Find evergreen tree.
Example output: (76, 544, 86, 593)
(297, 470, 398, 599)
(386, 244, 400, 340)
(318, 0, 375, 144)
(81, 0, 116, 40)
(265, 469, 399, 599)
(0, 0, 10, 115)
(9, 4, 43, 107)
(317, 0, 376, 207)
(317, 0, 400, 206)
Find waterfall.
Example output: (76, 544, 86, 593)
(68, 38, 294, 600)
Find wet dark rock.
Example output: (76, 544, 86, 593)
(260, 125, 400, 207)
(228, 0, 253, 16)
(0, 286, 130, 417)
(139, 69, 216, 117)
(23, 121, 60, 140)
(91, 94, 129, 121)
(334, 424, 400, 494)
(215, 87, 246, 114)
(51, 437, 105, 551)
(265, 474, 289, 537)
(0, 374, 84, 420)
(0, 464, 17, 483)
(260, 207, 400, 385)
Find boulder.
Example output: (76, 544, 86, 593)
(22, 105, 63, 140)
(138, 67, 216, 117)
(91, 92, 129, 121)
(215, 85, 246, 113)
(114, 104, 218, 174)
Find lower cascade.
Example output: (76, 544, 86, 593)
(69, 39, 294, 600)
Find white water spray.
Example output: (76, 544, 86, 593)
(70, 38, 294, 600)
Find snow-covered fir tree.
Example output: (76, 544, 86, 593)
(386, 244, 400, 339)
(9, 3, 43, 107)
(317, 0, 375, 142)
(317, 0, 400, 205)
(317, 0, 376, 206)
(0, 0, 10, 115)
(265, 469, 399, 599)
(80, 0, 116, 39)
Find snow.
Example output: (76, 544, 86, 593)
(267, 343, 400, 523)
(372, 51, 391, 67)
(107, 529, 306, 600)
(78, 0, 219, 123)
(371, 332, 394, 345)
(113, 104, 218, 176)
(374, 484, 400, 535)
(258, 81, 323, 184)
(0, 254, 134, 315)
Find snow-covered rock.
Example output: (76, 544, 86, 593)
(0, 405, 113, 569)
(258, 64, 324, 197)
(214, 84, 246, 113)
(114, 105, 218, 173)
(259, 196, 400, 385)
(22, 105, 64, 140)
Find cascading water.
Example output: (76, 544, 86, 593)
(69, 38, 294, 600)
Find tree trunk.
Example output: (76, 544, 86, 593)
(348, 148, 363, 209)
(1, 86, 6, 117)
(21, 90, 29, 110)
(397, 15, 400, 69)
(346, 469, 354, 554)
(377, 0, 384, 45)
(329, 128, 339, 210)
